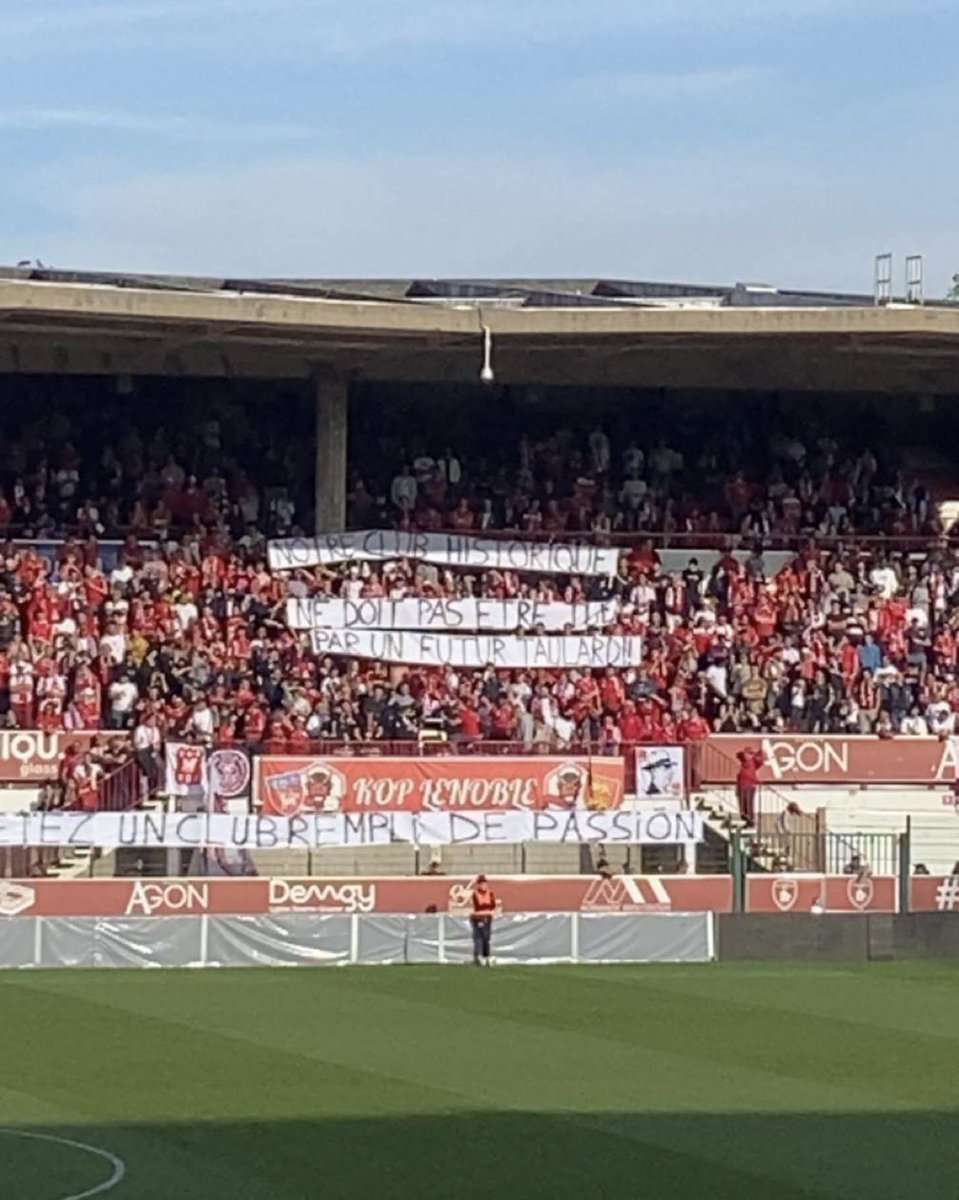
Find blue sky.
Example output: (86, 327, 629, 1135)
(1, 0, 955, 292)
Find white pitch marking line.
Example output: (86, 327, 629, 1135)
(0, 1127, 126, 1199)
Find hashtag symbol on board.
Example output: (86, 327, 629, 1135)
(935, 876, 959, 911)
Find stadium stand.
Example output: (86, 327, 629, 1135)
(0, 271, 956, 895)
(0, 417, 946, 911)
(0, 377, 944, 541)
(0, 390, 954, 774)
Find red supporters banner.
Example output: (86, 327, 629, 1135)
(745, 874, 897, 913)
(257, 756, 627, 815)
(162, 744, 252, 812)
(0, 731, 126, 783)
(164, 742, 208, 800)
(702, 735, 959, 785)
(0, 874, 732, 919)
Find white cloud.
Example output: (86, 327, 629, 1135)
(0, 108, 315, 142)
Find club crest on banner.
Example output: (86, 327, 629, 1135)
(209, 749, 251, 799)
(263, 762, 347, 814)
(772, 878, 799, 912)
(847, 875, 874, 911)
(542, 761, 626, 811)
(164, 743, 208, 799)
(544, 762, 589, 809)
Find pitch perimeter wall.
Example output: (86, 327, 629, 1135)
(0, 911, 711, 969)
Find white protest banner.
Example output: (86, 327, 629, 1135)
(309, 628, 642, 668)
(286, 596, 619, 632)
(269, 531, 620, 577)
(0, 809, 702, 849)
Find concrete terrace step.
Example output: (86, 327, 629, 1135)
(249, 845, 417, 876)
(245, 842, 588, 877)
(699, 795, 787, 873)
(44, 848, 96, 880)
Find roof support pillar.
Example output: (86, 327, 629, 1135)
(313, 371, 348, 533)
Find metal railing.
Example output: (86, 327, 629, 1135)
(0, 845, 62, 878)
(743, 830, 899, 876)
(417, 527, 957, 555)
(0, 759, 146, 877)
(9, 527, 959, 558)
(93, 758, 144, 813)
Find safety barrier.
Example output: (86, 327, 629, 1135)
(9, 530, 954, 555)
(745, 830, 900, 876)
(0, 911, 712, 969)
(717, 913, 959, 962)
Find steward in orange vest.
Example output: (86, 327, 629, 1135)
(470, 875, 496, 966)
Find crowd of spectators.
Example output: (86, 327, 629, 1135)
(0, 530, 957, 756)
(366, 429, 941, 542)
(0, 381, 944, 542)
(0, 386, 956, 764)
(54, 736, 141, 811)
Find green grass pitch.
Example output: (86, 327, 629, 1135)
(2, 962, 958, 1199)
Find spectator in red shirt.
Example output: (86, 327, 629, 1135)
(735, 747, 765, 827)
(459, 699, 481, 743)
(618, 700, 644, 743)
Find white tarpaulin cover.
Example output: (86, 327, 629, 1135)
(0, 912, 713, 969)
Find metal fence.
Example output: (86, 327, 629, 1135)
(744, 830, 900, 876)
(7, 530, 955, 555)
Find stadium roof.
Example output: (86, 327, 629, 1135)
(0, 265, 958, 393)
(0, 264, 937, 308)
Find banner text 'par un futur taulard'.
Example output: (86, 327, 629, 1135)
(309, 629, 642, 668)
